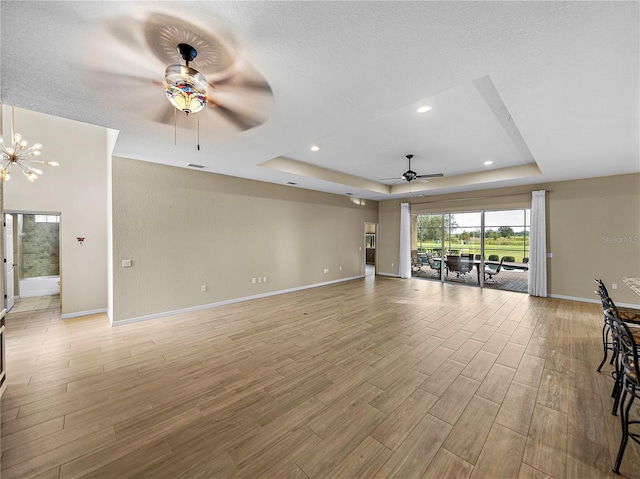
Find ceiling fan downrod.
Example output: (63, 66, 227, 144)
(404, 154, 417, 182)
(177, 43, 198, 67)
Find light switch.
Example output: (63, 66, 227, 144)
(122, 259, 132, 268)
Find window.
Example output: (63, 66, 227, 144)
(484, 209, 530, 263)
(34, 215, 59, 223)
(365, 234, 376, 249)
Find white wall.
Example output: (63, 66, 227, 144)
(2, 106, 114, 317)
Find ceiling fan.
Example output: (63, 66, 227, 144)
(379, 155, 444, 184)
(83, 12, 274, 131)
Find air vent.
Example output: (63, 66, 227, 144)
(345, 192, 353, 196)
(186, 163, 206, 169)
(286, 182, 298, 185)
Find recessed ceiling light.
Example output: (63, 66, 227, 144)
(310, 145, 320, 152)
(417, 105, 432, 113)
(484, 161, 494, 166)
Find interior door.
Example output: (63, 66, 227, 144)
(4, 214, 14, 312)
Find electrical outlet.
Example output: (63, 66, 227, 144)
(547, 253, 553, 258)
(612, 283, 618, 290)
(392, 262, 394, 267)
(122, 259, 132, 268)
(339, 266, 342, 271)
(252, 278, 256, 284)
(201, 285, 207, 292)
(263, 277, 267, 282)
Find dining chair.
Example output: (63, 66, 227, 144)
(596, 279, 640, 328)
(610, 311, 640, 474)
(596, 279, 620, 372)
(595, 281, 640, 420)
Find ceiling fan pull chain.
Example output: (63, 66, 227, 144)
(174, 108, 177, 146)
(197, 115, 201, 151)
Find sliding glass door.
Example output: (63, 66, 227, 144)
(484, 210, 530, 263)
(413, 209, 530, 293)
(444, 212, 481, 285)
(415, 214, 444, 279)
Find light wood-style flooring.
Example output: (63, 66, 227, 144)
(1, 276, 639, 478)
(10, 294, 60, 313)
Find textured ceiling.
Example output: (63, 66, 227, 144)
(1, 1, 638, 200)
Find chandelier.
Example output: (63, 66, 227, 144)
(1, 107, 59, 182)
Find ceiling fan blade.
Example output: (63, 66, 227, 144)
(101, 71, 162, 86)
(107, 16, 147, 53)
(152, 103, 177, 125)
(209, 102, 262, 131)
(210, 77, 273, 94)
(415, 173, 445, 178)
(378, 177, 403, 181)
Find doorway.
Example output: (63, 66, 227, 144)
(5, 212, 61, 312)
(365, 223, 377, 276)
(4, 215, 14, 311)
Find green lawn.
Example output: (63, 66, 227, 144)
(417, 242, 529, 262)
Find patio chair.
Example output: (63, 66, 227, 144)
(484, 257, 504, 284)
(484, 254, 499, 274)
(425, 254, 441, 278)
(446, 255, 472, 280)
(411, 256, 425, 276)
(502, 255, 516, 270)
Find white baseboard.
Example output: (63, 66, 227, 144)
(377, 272, 400, 277)
(549, 294, 640, 310)
(112, 276, 365, 326)
(61, 308, 108, 320)
(20, 289, 60, 298)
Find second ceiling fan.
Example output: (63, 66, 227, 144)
(379, 155, 444, 184)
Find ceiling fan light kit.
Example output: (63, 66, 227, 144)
(165, 43, 208, 115)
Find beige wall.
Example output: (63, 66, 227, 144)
(547, 174, 639, 305)
(378, 200, 402, 275)
(2, 107, 112, 317)
(111, 157, 378, 323)
(2, 107, 636, 320)
(378, 173, 640, 306)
